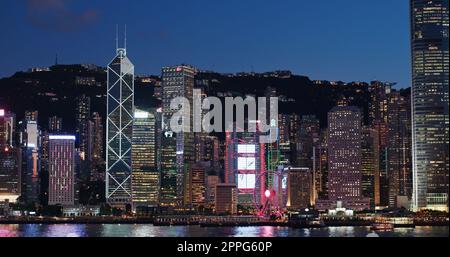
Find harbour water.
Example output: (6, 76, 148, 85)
(0, 224, 448, 237)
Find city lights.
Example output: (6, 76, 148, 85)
(0, 0, 447, 241)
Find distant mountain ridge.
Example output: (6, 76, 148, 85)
(0, 64, 410, 132)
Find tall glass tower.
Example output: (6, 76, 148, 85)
(131, 108, 159, 209)
(160, 65, 196, 207)
(106, 37, 134, 208)
(411, 0, 449, 212)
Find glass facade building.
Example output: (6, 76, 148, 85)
(76, 94, 91, 159)
(160, 65, 196, 207)
(411, 0, 449, 211)
(131, 109, 159, 208)
(106, 46, 134, 208)
(387, 91, 412, 208)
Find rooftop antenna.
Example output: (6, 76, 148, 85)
(124, 24, 127, 50)
(115, 24, 119, 50)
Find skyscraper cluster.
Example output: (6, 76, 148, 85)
(0, 0, 448, 216)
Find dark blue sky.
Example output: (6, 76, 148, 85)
(1, 0, 411, 87)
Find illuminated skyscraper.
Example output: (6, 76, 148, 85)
(286, 167, 313, 209)
(225, 125, 266, 207)
(0, 109, 14, 147)
(160, 65, 196, 207)
(48, 116, 63, 133)
(276, 113, 300, 166)
(411, 0, 449, 211)
(0, 110, 20, 203)
(361, 126, 379, 209)
(322, 106, 370, 211)
(131, 109, 158, 208)
(19, 111, 40, 204)
(387, 91, 412, 208)
(106, 36, 134, 208)
(76, 95, 91, 160)
(0, 146, 21, 203)
(0, 109, 6, 145)
(314, 129, 329, 201)
(295, 115, 320, 168)
(369, 81, 392, 207)
(188, 164, 207, 208)
(91, 112, 104, 163)
(48, 135, 75, 206)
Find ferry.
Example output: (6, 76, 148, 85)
(370, 222, 394, 231)
(371, 217, 394, 231)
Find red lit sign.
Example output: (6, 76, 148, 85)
(0, 109, 4, 116)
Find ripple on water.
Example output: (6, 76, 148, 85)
(0, 224, 448, 237)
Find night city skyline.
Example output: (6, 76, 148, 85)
(1, 0, 412, 87)
(0, 0, 448, 244)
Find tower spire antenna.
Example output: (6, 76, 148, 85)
(124, 24, 127, 50)
(115, 24, 119, 50)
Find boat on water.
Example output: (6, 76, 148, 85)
(370, 222, 394, 231)
(371, 217, 394, 231)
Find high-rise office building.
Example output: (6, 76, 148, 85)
(0, 110, 20, 203)
(193, 134, 220, 171)
(19, 111, 40, 204)
(215, 184, 237, 215)
(86, 120, 95, 162)
(76, 94, 91, 160)
(160, 65, 196, 207)
(314, 129, 329, 201)
(106, 40, 134, 208)
(276, 114, 290, 166)
(321, 106, 370, 211)
(85, 112, 103, 164)
(48, 135, 75, 206)
(189, 164, 207, 207)
(131, 109, 159, 208)
(295, 115, 320, 200)
(286, 167, 313, 209)
(207, 175, 220, 206)
(91, 112, 104, 163)
(388, 91, 412, 208)
(0, 109, 7, 146)
(25, 111, 38, 123)
(0, 146, 21, 203)
(0, 109, 14, 147)
(225, 127, 265, 207)
(369, 81, 392, 207)
(48, 116, 63, 133)
(411, 0, 449, 212)
(160, 130, 177, 207)
(361, 126, 379, 209)
(296, 115, 320, 168)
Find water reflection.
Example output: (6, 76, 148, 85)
(303, 228, 311, 237)
(0, 224, 19, 237)
(260, 226, 276, 237)
(0, 224, 448, 237)
(42, 224, 87, 237)
(233, 227, 260, 237)
(328, 226, 357, 237)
